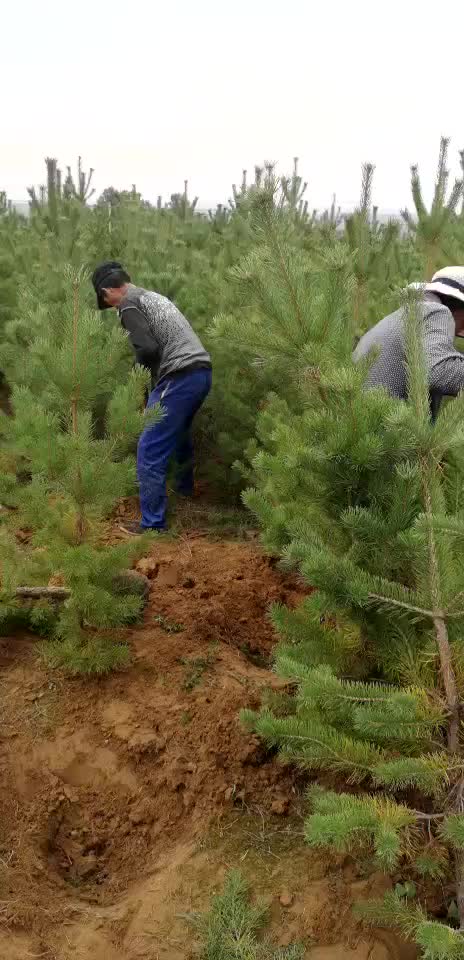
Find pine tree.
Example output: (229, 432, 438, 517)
(0, 209, 20, 335)
(344, 163, 398, 336)
(169, 180, 199, 220)
(208, 181, 352, 495)
(318, 194, 343, 239)
(281, 157, 314, 227)
(402, 137, 463, 279)
(217, 192, 464, 955)
(2, 139, 462, 516)
(230, 164, 276, 215)
(62, 156, 95, 204)
(211, 182, 353, 385)
(23, 156, 98, 312)
(242, 303, 464, 951)
(0, 267, 159, 674)
(230, 168, 250, 211)
(0, 191, 13, 216)
(28, 156, 95, 228)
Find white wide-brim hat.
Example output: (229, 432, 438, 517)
(425, 267, 464, 305)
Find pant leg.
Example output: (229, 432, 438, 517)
(137, 369, 211, 529)
(175, 369, 212, 495)
(137, 379, 172, 529)
(175, 414, 195, 496)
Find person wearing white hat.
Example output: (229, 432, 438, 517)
(354, 267, 464, 419)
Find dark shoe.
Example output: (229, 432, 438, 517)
(118, 521, 166, 536)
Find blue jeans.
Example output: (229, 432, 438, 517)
(137, 367, 212, 529)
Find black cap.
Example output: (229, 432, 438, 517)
(91, 261, 129, 310)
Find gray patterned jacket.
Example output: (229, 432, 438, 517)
(118, 285, 211, 389)
(353, 293, 464, 417)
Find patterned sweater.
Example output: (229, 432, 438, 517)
(353, 293, 464, 416)
(118, 285, 211, 388)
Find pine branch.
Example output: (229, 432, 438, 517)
(15, 586, 70, 599)
(368, 593, 433, 618)
(410, 164, 427, 222)
(252, 190, 306, 335)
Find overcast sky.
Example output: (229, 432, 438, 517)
(2, 0, 464, 212)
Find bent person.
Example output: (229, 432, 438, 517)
(92, 262, 212, 532)
(354, 267, 464, 419)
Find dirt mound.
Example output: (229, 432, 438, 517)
(0, 537, 308, 947)
(0, 534, 414, 959)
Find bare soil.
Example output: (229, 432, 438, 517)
(0, 524, 416, 959)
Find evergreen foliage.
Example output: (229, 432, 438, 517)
(3, 137, 464, 948)
(186, 870, 303, 959)
(0, 267, 159, 673)
(3, 141, 464, 498)
(402, 137, 464, 278)
(344, 163, 399, 335)
(232, 195, 464, 955)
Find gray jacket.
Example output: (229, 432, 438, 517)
(353, 293, 464, 416)
(118, 285, 211, 388)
